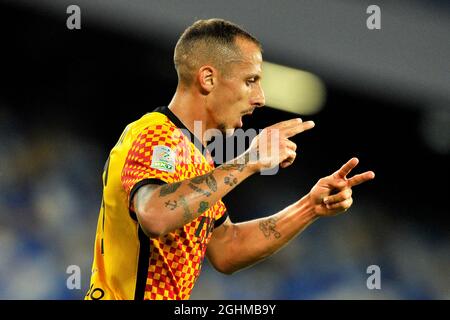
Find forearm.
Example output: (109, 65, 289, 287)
(135, 153, 255, 237)
(224, 194, 318, 273)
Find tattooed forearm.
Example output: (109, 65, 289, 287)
(188, 183, 211, 197)
(159, 182, 182, 197)
(179, 196, 193, 224)
(219, 163, 246, 172)
(224, 174, 238, 187)
(191, 172, 217, 192)
(259, 218, 281, 239)
(191, 175, 205, 184)
(205, 174, 217, 192)
(219, 150, 258, 172)
(164, 200, 178, 210)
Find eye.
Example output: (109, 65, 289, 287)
(246, 78, 255, 86)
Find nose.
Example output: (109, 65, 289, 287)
(251, 83, 265, 108)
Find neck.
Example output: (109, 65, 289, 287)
(167, 87, 214, 146)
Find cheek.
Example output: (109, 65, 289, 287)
(214, 81, 248, 117)
(227, 85, 248, 106)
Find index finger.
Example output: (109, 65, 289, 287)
(348, 171, 375, 187)
(283, 120, 315, 138)
(333, 157, 359, 178)
(266, 118, 306, 133)
(267, 118, 315, 138)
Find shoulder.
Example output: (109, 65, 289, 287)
(126, 110, 185, 145)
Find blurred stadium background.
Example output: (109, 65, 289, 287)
(0, 0, 449, 299)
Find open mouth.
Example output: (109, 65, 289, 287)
(238, 109, 254, 128)
(241, 108, 255, 116)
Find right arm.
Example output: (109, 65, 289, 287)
(133, 118, 314, 238)
(134, 153, 254, 237)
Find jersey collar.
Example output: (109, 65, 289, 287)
(152, 105, 209, 159)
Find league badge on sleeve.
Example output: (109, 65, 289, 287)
(150, 145, 176, 173)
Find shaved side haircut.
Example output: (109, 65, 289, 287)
(174, 18, 262, 86)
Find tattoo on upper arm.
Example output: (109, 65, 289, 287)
(259, 218, 281, 239)
(197, 201, 209, 213)
(159, 182, 182, 197)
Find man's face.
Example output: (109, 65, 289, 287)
(208, 39, 265, 135)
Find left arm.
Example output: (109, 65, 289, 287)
(207, 194, 317, 274)
(206, 157, 375, 274)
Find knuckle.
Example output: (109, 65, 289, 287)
(291, 142, 297, 151)
(346, 198, 353, 207)
(344, 189, 352, 198)
(338, 180, 347, 187)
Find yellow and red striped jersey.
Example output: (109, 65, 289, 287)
(86, 106, 228, 300)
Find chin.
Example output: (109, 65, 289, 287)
(218, 122, 237, 137)
(224, 128, 235, 137)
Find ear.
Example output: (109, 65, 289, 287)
(197, 66, 215, 93)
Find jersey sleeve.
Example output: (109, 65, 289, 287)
(213, 200, 228, 228)
(121, 123, 181, 210)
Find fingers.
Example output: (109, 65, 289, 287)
(331, 158, 375, 186)
(280, 160, 293, 168)
(285, 139, 297, 151)
(280, 139, 298, 169)
(325, 197, 353, 211)
(267, 118, 315, 139)
(283, 120, 315, 139)
(316, 159, 374, 215)
(267, 118, 302, 130)
(333, 157, 359, 179)
(280, 149, 296, 168)
(348, 171, 375, 187)
(323, 188, 352, 205)
(320, 176, 347, 189)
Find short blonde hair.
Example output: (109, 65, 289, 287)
(174, 18, 261, 85)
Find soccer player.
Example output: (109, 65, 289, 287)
(85, 19, 375, 300)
